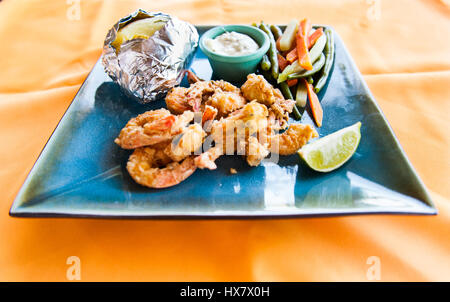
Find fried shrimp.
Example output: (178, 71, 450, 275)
(206, 80, 247, 116)
(165, 80, 212, 113)
(117, 73, 322, 188)
(269, 124, 318, 155)
(127, 147, 197, 188)
(166, 87, 191, 114)
(245, 136, 269, 167)
(206, 91, 246, 117)
(241, 74, 295, 128)
(185, 69, 203, 84)
(202, 105, 218, 126)
(115, 109, 194, 150)
(211, 101, 269, 143)
(194, 146, 224, 170)
(185, 81, 215, 112)
(166, 75, 246, 117)
(241, 74, 280, 106)
(171, 110, 195, 134)
(165, 124, 206, 162)
(114, 109, 176, 149)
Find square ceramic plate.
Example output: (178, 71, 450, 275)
(10, 25, 436, 218)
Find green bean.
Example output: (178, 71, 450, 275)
(314, 28, 335, 93)
(259, 22, 279, 81)
(260, 54, 271, 71)
(291, 102, 302, 120)
(270, 25, 283, 40)
(279, 81, 293, 99)
(286, 53, 326, 80)
(279, 82, 301, 120)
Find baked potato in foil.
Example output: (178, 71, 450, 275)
(102, 9, 199, 103)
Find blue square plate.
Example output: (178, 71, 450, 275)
(9, 26, 436, 218)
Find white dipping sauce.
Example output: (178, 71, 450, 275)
(205, 31, 259, 56)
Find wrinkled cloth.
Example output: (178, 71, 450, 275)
(0, 0, 449, 281)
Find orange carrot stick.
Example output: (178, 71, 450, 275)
(303, 79, 323, 127)
(308, 27, 323, 49)
(286, 47, 297, 63)
(277, 53, 289, 72)
(287, 79, 298, 87)
(296, 19, 313, 71)
(286, 27, 322, 63)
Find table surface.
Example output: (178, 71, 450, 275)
(0, 0, 449, 281)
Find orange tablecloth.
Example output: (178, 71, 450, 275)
(0, 0, 449, 281)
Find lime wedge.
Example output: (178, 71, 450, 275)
(111, 17, 168, 51)
(298, 122, 361, 172)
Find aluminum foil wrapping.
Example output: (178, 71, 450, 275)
(102, 10, 199, 103)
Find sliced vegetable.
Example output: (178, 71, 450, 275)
(307, 76, 313, 84)
(295, 80, 308, 108)
(307, 27, 323, 49)
(296, 19, 313, 71)
(287, 79, 298, 87)
(292, 104, 302, 120)
(278, 32, 327, 83)
(277, 53, 289, 71)
(286, 48, 297, 63)
(259, 22, 279, 80)
(276, 36, 281, 51)
(260, 54, 271, 71)
(314, 28, 335, 93)
(279, 82, 301, 120)
(308, 33, 327, 67)
(279, 81, 293, 99)
(270, 24, 283, 40)
(298, 122, 361, 172)
(286, 53, 325, 80)
(303, 79, 323, 127)
(279, 19, 298, 51)
(286, 30, 326, 64)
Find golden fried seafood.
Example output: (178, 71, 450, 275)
(241, 73, 295, 128)
(203, 101, 270, 167)
(211, 101, 269, 144)
(245, 136, 269, 167)
(171, 110, 195, 134)
(185, 69, 203, 84)
(127, 147, 197, 188)
(269, 97, 295, 128)
(241, 74, 280, 106)
(165, 124, 206, 162)
(165, 79, 211, 113)
(206, 90, 246, 117)
(269, 124, 318, 155)
(185, 80, 214, 112)
(201, 105, 218, 127)
(166, 76, 245, 117)
(194, 146, 224, 170)
(117, 73, 321, 189)
(115, 109, 194, 149)
(166, 87, 191, 114)
(114, 109, 175, 149)
(207, 80, 247, 116)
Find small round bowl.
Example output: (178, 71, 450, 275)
(199, 25, 270, 83)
